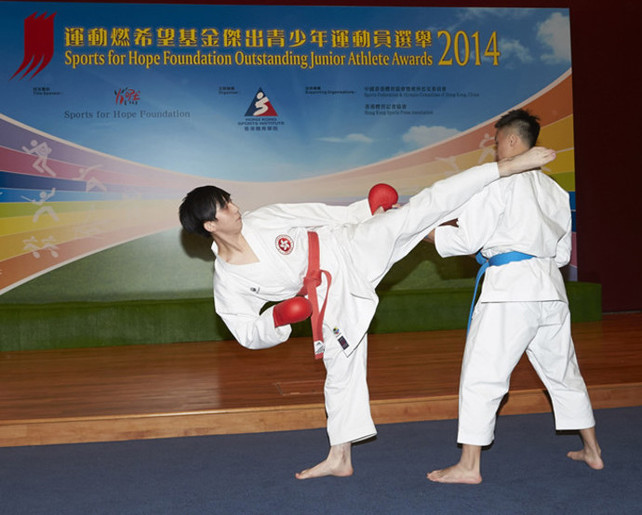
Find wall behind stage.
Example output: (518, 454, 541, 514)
(0, 2, 579, 304)
(1, 0, 640, 313)
(170, 0, 642, 313)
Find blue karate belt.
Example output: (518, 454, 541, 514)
(467, 250, 535, 333)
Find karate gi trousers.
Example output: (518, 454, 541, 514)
(458, 300, 596, 446)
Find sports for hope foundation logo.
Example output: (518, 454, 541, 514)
(10, 12, 56, 80)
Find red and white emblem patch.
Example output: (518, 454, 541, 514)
(275, 234, 294, 255)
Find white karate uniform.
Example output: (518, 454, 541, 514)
(212, 162, 502, 445)
(434, 170, 595, 446)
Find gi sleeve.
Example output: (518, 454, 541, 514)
(214, 277, 292, 350)
(554, 209, 572, 268)
(434, 180, 506, 258)
(249, 199, 371, 228)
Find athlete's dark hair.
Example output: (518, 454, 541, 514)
(495, 109, 540, 148)
(179, 185, 231, 238)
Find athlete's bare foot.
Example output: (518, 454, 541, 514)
(567, 448, 604, 470)
(295, 442, 353, 480)
(427, 444, 482, 484)
(498, 146, 556, 177)
(567, 426, 604, 470)
(427, 463, 482, 484)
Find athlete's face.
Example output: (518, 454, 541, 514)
(495, 128, 528, 161)
(204, 200, 242, 236)
(494, 129, 514, 161)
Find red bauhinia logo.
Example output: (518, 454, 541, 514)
(275, 235, 294, 255)
(11, 12, 56, 80)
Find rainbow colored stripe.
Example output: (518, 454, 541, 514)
(0, 70, 576, 294)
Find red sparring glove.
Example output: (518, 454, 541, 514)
(273, 297, 313, 327)
(368, 183, 399, 214)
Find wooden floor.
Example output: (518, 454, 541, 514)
(1, 313, 641, 448)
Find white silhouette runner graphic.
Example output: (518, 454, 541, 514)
(21, 188, 60, 223)
(22, 139, 56, 177)
(477, 132, 496, 164)
(22, 235, 59, 259)
(74, 164, 107, 192)
(437, 155, 461, 175)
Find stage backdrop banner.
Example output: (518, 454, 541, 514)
(0, 3, 575, 301)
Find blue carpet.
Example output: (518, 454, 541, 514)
(1, 406, 640, 514)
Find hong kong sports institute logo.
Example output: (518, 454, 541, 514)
(245, 88, 278, 117)
(11, 12, 56, 80)
(240, 87, 284, 132)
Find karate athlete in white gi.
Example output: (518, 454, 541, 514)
(427, 109, 603, 485)
(179, 145, 556, 480)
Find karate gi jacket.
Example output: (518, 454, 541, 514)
(435, 169, 571, 303)
(212, 162, 504, 355)
(212, 200, 373, 354)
